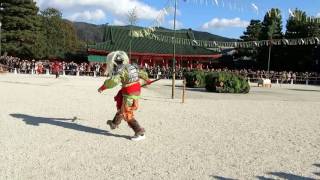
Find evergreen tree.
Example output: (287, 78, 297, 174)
(40, 8, 81, 58)
(256, 8, 283, 71)
(41, 8, 65, 58)
(286, 9, 308, 38)
(260, 8, 283, 40)
(240, 20, 262, 41)
(0, 0, 41, 58)
(238, 20, 262, 66)
(307, 20, 320, 37)
(284, 9, 320, 71)
(286, 9, 320, 38)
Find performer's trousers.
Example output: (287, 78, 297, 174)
(112, 98, 145, 135)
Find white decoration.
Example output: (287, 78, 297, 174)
(251, 3, 259, 14)
(214, 0, 218, 6)
(289, 9, 295, 17)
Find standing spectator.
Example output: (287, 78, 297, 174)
(52, 61, 61, 78)
(281, 71, 287, 84)
(36, 62, 43, 74)
(292, 72, 296, 84)
(287, 72, 292, 84)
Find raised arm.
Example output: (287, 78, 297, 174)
(138, 69, 152, 85)
(98, 75, 121, 93)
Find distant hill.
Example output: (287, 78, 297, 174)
(72, 22, 105, 42)
(72, 22, 236, 43)
(186, 29, 237, 42)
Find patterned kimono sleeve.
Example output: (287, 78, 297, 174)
(138, 70, 149, 81)
(103, 75, 121, 89)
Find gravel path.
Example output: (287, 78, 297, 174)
(1, 74, 319, 180)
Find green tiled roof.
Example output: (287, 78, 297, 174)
(88, 26, 218, 55)
(88, 55, 106, 62)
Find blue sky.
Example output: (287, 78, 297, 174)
(35, 0, 320, 38)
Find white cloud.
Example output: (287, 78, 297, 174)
(317, 13, 320, 17)
(168, 19, 183, 29)
(69, 9, 106, 21)
(35, 0, 162, 21)
(202, 17, 249, 29)
(113, 19, 126, 26)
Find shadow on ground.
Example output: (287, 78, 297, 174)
(185, 88, 209, 92)
(163, 84, 207, 92)
(210, 163, 320, 180)
(0, 80, 49, 86)
(313, 164, 320, 176)
(257, 172, 317, 180)
(10, 113, 131, 140)
(164, 84, 184, 88)
(209, 176, 237, 180)
(288, 89, 320, 92)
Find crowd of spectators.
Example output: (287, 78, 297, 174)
(1, 55, 319, 84)
(0, 56, 105, 76)
(144, 65, 319, 84)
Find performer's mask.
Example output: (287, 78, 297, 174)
(112, 55, 124, 74)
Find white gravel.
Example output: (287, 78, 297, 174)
(0, 73, 319, 180)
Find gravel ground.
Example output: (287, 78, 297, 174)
(0, 73, 319, 180)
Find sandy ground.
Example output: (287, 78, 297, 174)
(0, 73, 319, 180)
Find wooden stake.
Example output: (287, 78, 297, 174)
(182, 78, 186, 103)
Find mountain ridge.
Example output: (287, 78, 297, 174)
(71, 22, 237, 43)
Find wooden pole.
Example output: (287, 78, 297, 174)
(182, 78, 186, 103)
(267, 41, 272, 78)
(171, 0, 177, 99)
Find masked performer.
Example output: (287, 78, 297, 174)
(98, 51, 150, 141)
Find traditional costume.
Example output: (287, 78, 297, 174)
(98, 51, 150, 141)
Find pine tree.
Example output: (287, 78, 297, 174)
(260, 8, 283, 40)
(286, 9, 308, 38)
(239, 20, 262, 65)
(240, 20, 262, 41)
(0, 0, 41, 58)
(284, 9, 319, 71)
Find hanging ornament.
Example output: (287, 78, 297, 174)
(251, 3, 259, 15)
(213, 41, 217, 46)
(143, 29, 149, 36)
(308, 38, 314, 45)
(268, 10, 272, 17)
(289, 8, 295, 17)
(200, 40, 204, 46)
(214, 0, 218, 6)
(162, 8, 168, 15)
